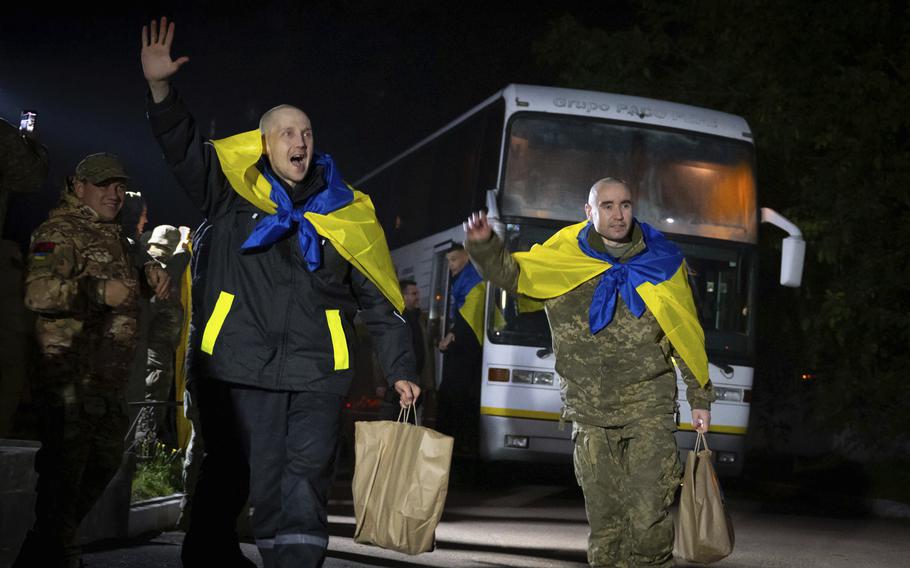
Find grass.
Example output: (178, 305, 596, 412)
(131, 440, 184, 502)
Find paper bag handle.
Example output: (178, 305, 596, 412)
(396, 403, 420, 426)
(694, 431, 711, 453)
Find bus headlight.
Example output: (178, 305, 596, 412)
(512, 369, 534, 383)
(533, 371, 555, 385)
(714, 386, 744, 403)
(512, 369, 555, 385)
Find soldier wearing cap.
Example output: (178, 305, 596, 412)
(14, 153, 170, 568)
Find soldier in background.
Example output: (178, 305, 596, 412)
(14, 153, 169, 568)
(135, 224, 189, 451)
(0, 116, 48, 437)
(436, 244, 484, 454)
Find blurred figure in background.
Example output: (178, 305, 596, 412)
(135, 224, 189, 452)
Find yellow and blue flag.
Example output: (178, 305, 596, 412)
(513, 220, 708, 386)
(451, 262, 485, 345)
(210, 130, 404, 313)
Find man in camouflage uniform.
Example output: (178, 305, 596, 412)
(14, 153, 169, 568)
(136, 224, 189, 451)
(465, 179, 715, 568)
(0, 117, 48, 436)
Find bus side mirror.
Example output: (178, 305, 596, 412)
(761, 207, 805, 288)
(780, 236, 805, 287)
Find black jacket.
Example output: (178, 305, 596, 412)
(148, 89, 416, 394)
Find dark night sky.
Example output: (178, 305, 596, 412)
(1, 2, 618, 246)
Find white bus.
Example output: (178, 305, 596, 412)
(355, 84, 804, 476)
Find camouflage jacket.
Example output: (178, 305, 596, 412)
(466, 224, 714, 428)
(24, 191, 140, 385)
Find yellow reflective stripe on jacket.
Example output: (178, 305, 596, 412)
(201, 291, 234, 355)
(325, 309, 350, 371)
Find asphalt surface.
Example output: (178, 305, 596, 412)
(78, 471, 910, 568)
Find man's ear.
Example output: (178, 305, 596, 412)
(584, 202, 593, 221)
(73, 179, 86, 200)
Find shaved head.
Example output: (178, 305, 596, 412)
(259, 104, 309, 135)
(587, 177, 630, 205)
(585, 177, 634, 244)
(259, 104, 314, 186)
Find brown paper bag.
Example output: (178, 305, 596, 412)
(352, 406, 454, 555)
(676, 432, 735, 563)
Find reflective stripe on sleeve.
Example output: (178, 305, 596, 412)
(325, 309, 349, 371)
(201, 291, 235, 355)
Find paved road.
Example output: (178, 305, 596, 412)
(82, 467, 910, 568)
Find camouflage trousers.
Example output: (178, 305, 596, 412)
(136, 301, 182, 451)
(573, 415, 682, 568)
(135, 343, 177, 451)
(177, 388, 204, 531)
(16, 381, 128, 567)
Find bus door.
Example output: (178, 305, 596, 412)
(427, 244, 454, 389)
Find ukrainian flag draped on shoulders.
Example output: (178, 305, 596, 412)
(450, 262, 485, 345)
(209, 129, 404, 312)
(512, 220, 709, 386)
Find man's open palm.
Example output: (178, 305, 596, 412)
(141, 17, 189, 84)
(464, 211, 492, 242)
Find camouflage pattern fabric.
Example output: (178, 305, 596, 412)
(16, 190, 139, 568)
(177, 388, 204, 531)
(573, 416, 680, 567)
(136, 242, 188, 451)
(466, 226, 715, 567)
(136, 298, 183, 449)
(466, 227, 714, 427)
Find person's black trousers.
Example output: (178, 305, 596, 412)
(184, 378, 343, 568)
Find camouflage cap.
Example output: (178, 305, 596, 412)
(75, 152, 130, 184)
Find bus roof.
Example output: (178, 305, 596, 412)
(355, 83, 753, 185)
(504, 84, 753, 142)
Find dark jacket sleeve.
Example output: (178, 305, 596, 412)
(352, 271, 419, 387)
(146, 88, 233, 220)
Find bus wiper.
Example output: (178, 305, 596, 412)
(536, 347, 553, 359)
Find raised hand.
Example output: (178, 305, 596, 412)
(464, 211, 492, 242)
(141, 17, 190, 102)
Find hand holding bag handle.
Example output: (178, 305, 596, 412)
(676, 430, 735, 563)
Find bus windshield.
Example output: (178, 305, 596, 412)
(501, 113, 758, 244)
(488, 223, 754, 361)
